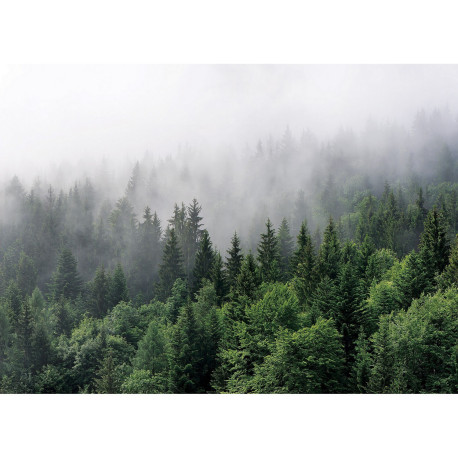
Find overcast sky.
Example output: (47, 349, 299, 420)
(1, 65, 458, 180)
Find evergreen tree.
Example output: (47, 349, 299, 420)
(18, 298, 35, 371)
(235, 253, 260, 300)
(277, 218, 294, 281)
(318, 217, 341, 280)
(225, 232, 243, 290)
(109, 264, 129, 307)
(192, 230, 215, 295)
(257, 218, 280, 283)
(211, 251, 228, 306)
(419, 208, 450, 287)
(353, 328, 372, 393)
(166, 278, 189, 324)
(5, 280, 22, 330)
(168, 301, 200, 393)
(440, 234, 458, 288)
(291, 220, 317, 308)
(50, 248, 83, 301)
(16, 251, 37, 297)
(158, 229, 185, 301)
(91, 266, 110, 317)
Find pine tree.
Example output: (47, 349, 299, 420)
(192, 230, 215, 295)
(109, 263, 129, 307)
(440, 234, 458, 288)
(353, 328, 372, 393)
(18, 297, 35, 370)
(318, 217, 341, 280)
(277, 218, 293, 281)
(5, 280, 22, 330)
(134, 206, 162, 299)
(291, 220, 317, 308)
(158, 228, 185, 301)
(16, 251, 37, 297)
(257, 218, 280, 283)
(212, 251, 228, 306)
(235, 253, 260, 300)
(419, 208, 450, 287)
(168, 301, 200, 393)
(50, 248, 83, 301)
(91, 266, 110, 317)
(225, 232, 243, 290)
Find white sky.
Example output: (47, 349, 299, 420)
(1, 65, 458, 179)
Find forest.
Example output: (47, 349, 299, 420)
(0, 109, 457, 393)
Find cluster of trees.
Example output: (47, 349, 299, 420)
(0, 186, 456, 392)
(0, 110, 457, 393)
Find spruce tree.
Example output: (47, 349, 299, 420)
(419, 208, 450, 285)
(211, 251, 228, 306)
(440, 234, 458, 288)
(168, 301, 200, 393)
(225, 232, 243, 290)
(109, 263, 129, 307)
(235, 253, 260, 300)
(16, 252, 37, 297)
(91, 266, 110, 317)
(257, 218, 280, 283)
(50, 248, 83, 301)
(277, 218, 293, 281)
(158, 228, 185, 301)
(291, 220, 317, 308)
(318, 217, 341, 280)
(192, 230, 215, 295)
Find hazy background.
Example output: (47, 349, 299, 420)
(1, 65, 458, 183)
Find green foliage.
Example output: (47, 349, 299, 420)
(252, 318, 345, 393)
(257, 218, 280, 283)
(50, 248, 83, 301)
(158, 228, 185, 301)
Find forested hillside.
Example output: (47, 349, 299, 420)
(0, 111, 457, 393)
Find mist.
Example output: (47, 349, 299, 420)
(1, 65, 458, 179)
(1, 64, 458, 282)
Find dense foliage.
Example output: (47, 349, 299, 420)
(0, 115, 457, 393)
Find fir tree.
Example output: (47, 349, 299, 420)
(91, 266, 110, 317)
(291, 220, 317, 308)
(192, 230, 215, 295)
(419, 208, 450, 284)
(109, 264, 129, 307)
(235, 253, 260, 300)
(257, 218, 280, 283)
(318, 217, 341, 280)
(50, 248, 83, 301)
(277, 218, 293, 281)
(211, 251, 228, 306)
(158, 228, 185, 301)
(225, 232, 243, 290)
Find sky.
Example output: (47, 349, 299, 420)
(1, 64, 458, 182)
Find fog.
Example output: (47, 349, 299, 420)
(0, 65, 457, 279)
(1, 65, 458, 181)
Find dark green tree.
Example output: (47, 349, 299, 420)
(318, 217, 341, 280)
(109, 264, 129, 307)
(90, 266, 110, 317)
(50, 248, 83, 301)
(192, 230, 215, 295)
(277, 218, 293, 281)
(257, 218, 280, 283)
(225, 232, 243, 290)
(157, 228, 185, 301)
(212, 251, 228, 306)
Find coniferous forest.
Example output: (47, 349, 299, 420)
(0, 109, 457, 394)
